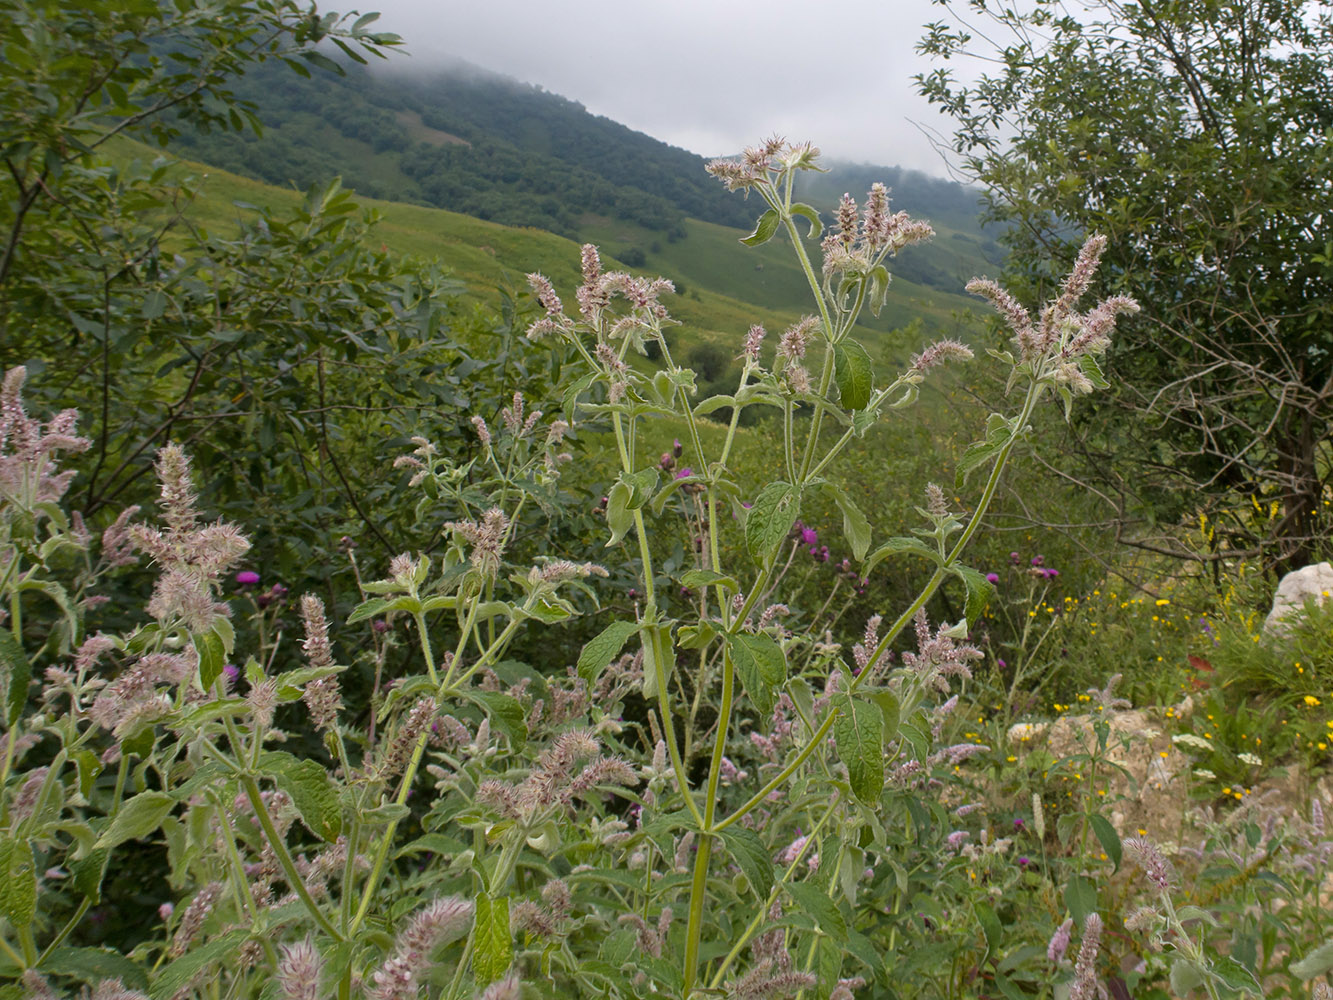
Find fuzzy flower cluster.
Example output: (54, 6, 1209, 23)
(900, 609, 982, 692)
(728, 903, 817, 999)
(821, 184, 935, 279)
(476, 728, 637, 824)
(0, 365, 90, 510)
(298, 594, 343, 730)
(704, 135, 820, 192)
(442, 507, 509, 578)
(525, 244, 674, 349)
(128, 444, 250, 633)
(366, 896, 475, 1000)
(966, 234, 1139, 391)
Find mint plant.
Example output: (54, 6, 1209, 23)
(0, 138, 1142, 999)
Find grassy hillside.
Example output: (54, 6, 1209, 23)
(125, 138, 987, 369)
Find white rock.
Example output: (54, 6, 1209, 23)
(1264, 561, 1333, 635)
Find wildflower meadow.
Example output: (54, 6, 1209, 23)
(1, 3, 1331, 1000)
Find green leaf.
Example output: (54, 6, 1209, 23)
(0, 837, 36, 928)
(789, 202, 823, 240)
(951, 565, 996, 627)
(745, 481, 799, 566)
(867, 691, 900, 744)
(821, 482, 871, 560)
(1087, 813, 1122, 870)
(40, 947, 149, 990)
(622, 467, 660, 509)
(833, 339, 874, 411)
(150, 929, 246, 1000)
(1169, 957, 1207, 997)
(193, 628, 226, 691)
(1064, 876, 1098, 928)
(1290, 939, 1333, 979)
(0, 629, 31, 726)
(258, 753, 342, 842)
(720, 828, 774, 900)
(71, 848, 109, 902)
(862, 535, 939, 577)
(786, 882, 846, 942)
(1210, 956, 1261, 995)
(833, 694, 884, 805)
(955, 440, 1004, 489)
(577, 620, 640, 686)
(727, 632, 786, 717)
(464, 691, 527, 750)
(96, 792, 174, 850)
(473, 893, 512, 984)
(605, 480, 635, 547)
(974, 901, 1003, 963)
(679, 569, 739, 592)
(740, 208, 780, 247)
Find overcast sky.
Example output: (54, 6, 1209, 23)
(358, 0, 974, 178)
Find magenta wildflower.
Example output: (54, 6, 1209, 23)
(985, 572, 1000, 584)
(235, 570, 260, 587)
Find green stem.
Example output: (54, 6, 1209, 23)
(35, 898, 89, 966)
(708, 801, 836, 988)
(239, 774, 342, 941)
(682, 831, 714, 998)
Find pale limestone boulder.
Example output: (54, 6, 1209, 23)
(1264, 561, 1333, 635)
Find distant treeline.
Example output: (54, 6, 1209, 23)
(171, 55, 993, 253)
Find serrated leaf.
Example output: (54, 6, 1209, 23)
(0, 837, 35, 927)
(96, 792, 174, 850)
(833, 340, 874, 411)
(150, 929, 246, 999)
(193, 629, 225, 691)
(821, 483, 871, 560)
(790, 202, 823, 239)
(71, 848, 109, 901)
(0, 629, 31, 726)
(1087, 813, 1122, 870)
(605, 481, 635, 547)
(740, 208, 780, 247)
(622, 467, 660, 509)
(679, 569, 739, 592)
(955, 440, 1005, 489)
(473, 893, 512, 984)
(1169, 957, 1207, 996)
(465, 690, 528, 750)
(745, 481, 799, 566)
(40, 947, 149, 990)
(974, 901, 1003, 962)
(258, 753, 342, 841)
(727, 632, 786, 717)
(720, 828, 774, 900)
(833, 695, 883, 805)
(577, 620, 640, 685)
(1064, 876, 1098, 927)
(866, 691, 900, 744)
(1210, 956, 1261, 995)
(951, 565, 996, 627)
(863, 535, 939, 577)
(786, 882, 846, 942)
(1290, 939, 1333, 978)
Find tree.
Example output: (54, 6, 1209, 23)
(918, 0, 1333, 571)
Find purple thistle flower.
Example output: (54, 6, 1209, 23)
(1031, 554, 1044, 567)
(675, 467, 693, 480)
(1044, 568, 1060, 579)
(235, 570, 260, 587)
(985, 572, 1000, 584)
